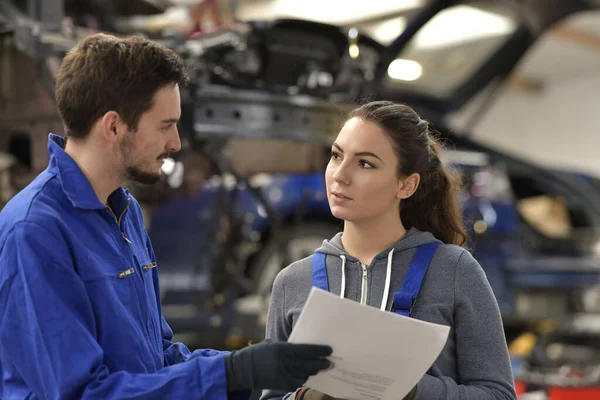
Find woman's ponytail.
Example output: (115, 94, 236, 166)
(350, 101, 468, 247)
(401, 136, 467, 247)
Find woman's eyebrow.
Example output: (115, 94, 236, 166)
(333, 143, 384, 163)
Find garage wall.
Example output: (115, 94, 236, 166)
(451, 74, 600, 178)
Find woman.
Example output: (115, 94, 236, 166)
(260, 101, 517, 400)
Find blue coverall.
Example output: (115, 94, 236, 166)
(0, 134, 250, 400)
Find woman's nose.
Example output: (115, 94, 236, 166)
(333, 164, 351, 185)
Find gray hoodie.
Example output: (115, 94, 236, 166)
(261, 228, 516, 400)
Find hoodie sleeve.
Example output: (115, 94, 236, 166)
(260, 269, 299, 400)
(413, 250, 517, 400)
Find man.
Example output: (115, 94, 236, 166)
(0, 33, 332, 399)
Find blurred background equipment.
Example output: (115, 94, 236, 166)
(2, 0, 600, 397)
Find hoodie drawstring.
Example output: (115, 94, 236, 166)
(337, 249, 394, 310)
(339, 255, 346, 299)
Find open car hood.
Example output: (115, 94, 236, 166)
(366, 0, 596, 118)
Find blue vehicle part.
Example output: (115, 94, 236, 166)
(149, 173, 331, 291)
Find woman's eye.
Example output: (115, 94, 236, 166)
(331, 151, 341, 160)
(359, 160, 374, 169)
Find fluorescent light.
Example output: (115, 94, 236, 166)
(412, 5, 515, 50)
(349, 44, 360, 59)
(272, 0, 422, 25)
(388, 59, 422, 81)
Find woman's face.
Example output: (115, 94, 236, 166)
(325, 117, 406, 224)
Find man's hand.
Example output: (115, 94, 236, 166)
(225, 340, 333, 391)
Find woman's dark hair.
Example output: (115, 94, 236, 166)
(350, 101, 468, 247)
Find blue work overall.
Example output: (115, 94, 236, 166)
(311, 242, 441, 374)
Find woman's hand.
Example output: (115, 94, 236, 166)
(296, 385, 418, 400)
(296, 388, 339, 400)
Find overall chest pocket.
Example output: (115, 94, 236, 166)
(75, 251, 162, 369)
(78, 254, 142, 306)
(75, 253, 150, 350)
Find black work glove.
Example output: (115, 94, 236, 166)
(225, 340, 333, 391)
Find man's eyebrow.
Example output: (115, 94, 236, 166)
(332, 143, 384, 163)
(160, 118, 179, 124)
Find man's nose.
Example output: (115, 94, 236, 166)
(168, 126, 182, 153)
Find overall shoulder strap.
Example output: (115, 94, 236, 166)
(392, 242, 441, 318)
(311, 252, 329, 292)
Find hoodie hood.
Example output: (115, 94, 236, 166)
(314, 227, 441, 312)
(316, 227, 439, 260)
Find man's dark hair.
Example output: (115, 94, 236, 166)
(55, 33, 190, 139)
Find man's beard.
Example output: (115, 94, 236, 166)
(124, 164, 162, 185)
(119, 134, 165, 185)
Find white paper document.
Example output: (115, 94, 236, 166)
(288, 287, 450, 400)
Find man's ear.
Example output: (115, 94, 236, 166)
(397, 172, 420, 200)
(100, 111, 124, 143)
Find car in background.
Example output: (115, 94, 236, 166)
(139, 0, 600, 342)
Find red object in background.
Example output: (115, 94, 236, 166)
(548, 387, 600, 399)
(515, 380, 526, 396)
(515, 382, 600, 399)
